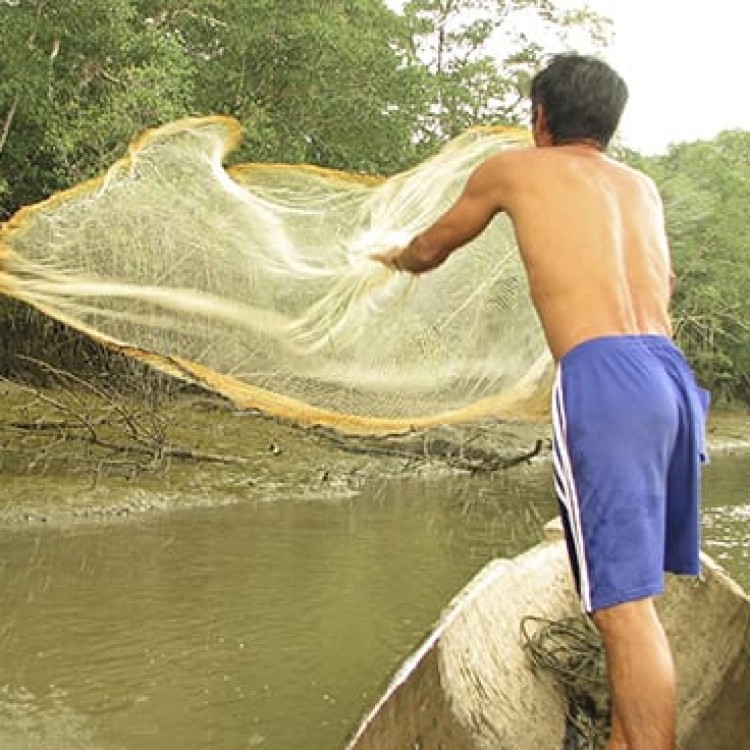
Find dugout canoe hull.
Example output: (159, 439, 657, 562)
(344, 521, 750, 750)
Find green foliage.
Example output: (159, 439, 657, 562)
(0, 0, 433, 219)
(1, 0, 612, 221)
(402, 0, 612, 149)
(0, 0, 196, 216)
(627, 132, 750, 403)
(144, 0, 429, 173)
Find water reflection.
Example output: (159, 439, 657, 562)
(0, 456, 747, 750)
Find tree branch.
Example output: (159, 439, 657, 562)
(0, 95, 19, 156)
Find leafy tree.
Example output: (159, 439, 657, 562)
(134, 0, 430, 174)
(400, 0, 613, 149)
(1, 0, 617, 219)
(0, 0, 195, 218)
(627, 132, 750, 402)
(1, 0, 432, 220)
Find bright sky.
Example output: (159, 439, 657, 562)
(583, 0, 750, 153)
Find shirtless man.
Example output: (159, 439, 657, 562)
(373, 53, 709, 750)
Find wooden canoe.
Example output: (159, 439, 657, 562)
(345, 520, 750, 750)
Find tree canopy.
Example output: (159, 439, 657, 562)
(1, 1, 747, 404)
(1, 0, 608, 217)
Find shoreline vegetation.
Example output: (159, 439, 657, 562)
(1, 366, 747, 526)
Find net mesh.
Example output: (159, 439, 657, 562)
(0, 116, 551, 434)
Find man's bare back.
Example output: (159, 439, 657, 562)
(480, 144, 673, 360)
(375, 142, 674, 362)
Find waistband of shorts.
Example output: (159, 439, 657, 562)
(559, 334, 678, 367)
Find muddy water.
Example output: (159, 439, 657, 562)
(702, 453, 750, 590)
(0, 455, 748, 750)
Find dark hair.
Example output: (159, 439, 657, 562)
(530, 53, 628, 149)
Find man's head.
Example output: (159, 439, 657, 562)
(530, 53, 628, 149)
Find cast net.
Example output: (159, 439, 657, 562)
(0, 116, 551, 435)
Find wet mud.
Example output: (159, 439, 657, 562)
(0, 381, 747, 525)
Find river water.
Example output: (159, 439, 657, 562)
(0, 452, 747, 750)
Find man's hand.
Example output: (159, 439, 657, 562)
(370, 246, 408, 271)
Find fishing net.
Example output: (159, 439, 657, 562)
(0, 116, 551, 435)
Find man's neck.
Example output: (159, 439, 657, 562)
(554, 138, 605, 152)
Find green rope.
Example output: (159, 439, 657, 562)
(521, 615, 610, 749)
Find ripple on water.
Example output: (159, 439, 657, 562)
(0, 684, 120, 750)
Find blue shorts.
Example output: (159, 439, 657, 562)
(552, 335, 710, 613)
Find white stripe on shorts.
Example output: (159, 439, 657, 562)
(552, 366, 592, 612)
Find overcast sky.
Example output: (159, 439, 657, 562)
(583, 0, 750, 153)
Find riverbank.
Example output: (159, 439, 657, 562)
(705, 408, 750, 453)
(1, 381, 748, 525)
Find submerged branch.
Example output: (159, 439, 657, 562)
(318, 427, 544, 473)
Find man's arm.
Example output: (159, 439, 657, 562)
(372, 156, 507, 274)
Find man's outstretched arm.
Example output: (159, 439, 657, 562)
(372, 158, 506, 274)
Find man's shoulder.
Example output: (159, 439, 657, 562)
(477, 145, 661, 201)
(602, 157, 662, 202)
(485, 144, 591, 174)
(479, 146, 543, 183)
